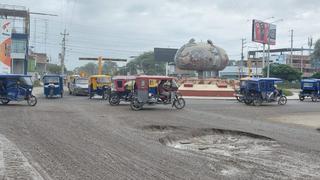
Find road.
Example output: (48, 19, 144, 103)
(0, 94, 320, 179)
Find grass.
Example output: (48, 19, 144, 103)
(282, 89, 293, 96)
(278, 81, 300, 89)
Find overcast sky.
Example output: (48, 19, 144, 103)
(4, 0, 320, 69)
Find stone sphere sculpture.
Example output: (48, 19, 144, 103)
(175, 39, 229, 78)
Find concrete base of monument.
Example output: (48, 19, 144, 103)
(178, 84, 235, 97)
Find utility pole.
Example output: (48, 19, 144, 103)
(267, 29, 271, 78)
(262, 44, 265, 69)
(308, 37, 313, 55)
(300, 46, 304, 73)
(241, 38, 246, 78)
(60, 29, 69, 75)
(290, 29, 294, 66)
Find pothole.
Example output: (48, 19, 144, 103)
(160, 128, 320, 179)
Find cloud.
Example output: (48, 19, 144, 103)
(6, 0, 320, 69)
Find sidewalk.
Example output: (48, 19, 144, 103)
(0, 134, 44, 179)
(183, 92, 299, 100)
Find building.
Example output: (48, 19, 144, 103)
(0, 4, 29, 74)
(248, 48, 316, 77)
(219, 66, 263, 79)
(30, 52, 48, 74)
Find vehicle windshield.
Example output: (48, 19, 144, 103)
(76, 79, 88, 84)
(44, 77, 59, 84)
(303, 82, 314, 88)
(247, 82, 258, 90)
(19, 77, 33, 86)
(97, 77, 111, 83)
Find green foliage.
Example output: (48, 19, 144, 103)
(74, 61, 118, 76)
(74, 63, 98, 76)
(281, 89, 293, 96)
(123, 51, 165, 75)
(262, 64, 302, 81)
(33, 80, 42, 87)
(47, 64, 67, 74)
(311, 39, 320, 68)
(277, 80, 300, 89)
(311, 72, 320, 79)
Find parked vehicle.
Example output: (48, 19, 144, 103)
(299, 79, 320, 102)
(0, 74, 37, 106)
(43, 75, 64, 98)
(108, 75, 136, 105)
(239, 78, 287, 106)
(88, 75, 111, 99)
(235, 77, 251, 102)
(130, 75, 185, 110)
(67, 75, 80, 94)
(69, 77, 89, 95)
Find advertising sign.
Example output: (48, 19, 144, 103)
(252, 19, 276, 45)
(0, 19, 12, 74)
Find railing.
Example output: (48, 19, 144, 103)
(0, 4, 26, 11)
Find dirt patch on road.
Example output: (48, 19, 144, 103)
(141, 125, 186, 132)
(159, 128, 320, 179)
(270, 113, 320, 128)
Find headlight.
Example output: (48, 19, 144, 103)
(29, 89, 32, 91)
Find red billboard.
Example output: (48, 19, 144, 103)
(252, 19, 276, 45)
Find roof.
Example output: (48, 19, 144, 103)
(240, 77, 252, 81)
(90, 75, 111, 78)
(30, 53, 48, 64)
(135, 75, 175, 80)
(43, 74, 63, 77)
(248, 48, 313, 56)
(112, 75, 137, 80)
(0, 74, 31, 78)
(301, 79, 320, 83)
(248, 77, 282, 82)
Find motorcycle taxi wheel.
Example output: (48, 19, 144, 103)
(27, 95, 37, 106)
(109, 94, 120, 106)
(173, 97, 186, 109)
(130, 98, 143, 111)
(252, 98, 262, 106)
(278, 96, 287, 105)
(0, 99, 10, 105)
(299, 96, 305, 101)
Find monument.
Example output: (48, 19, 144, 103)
(174, 39, 229, 78)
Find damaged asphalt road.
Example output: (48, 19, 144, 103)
(0, 95, 320, 179)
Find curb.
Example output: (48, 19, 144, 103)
(183, 96, 299, 100)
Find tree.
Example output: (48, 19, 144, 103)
(262, 64, 302, 81)
(311, 72, 320, 79)
(124, 51, 165, 75)
(311, 39, 320, 70)
(74, 63, 98, 76)
(47, 64, 67, 74)
(102, 61, 118, 75)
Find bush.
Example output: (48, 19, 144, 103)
(281, 89, 293, 96)
(263, 64, 302, 81)
(311, 72, 320, 79)
(33, 80, 42, 87)
(277, 80, 300, 89)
